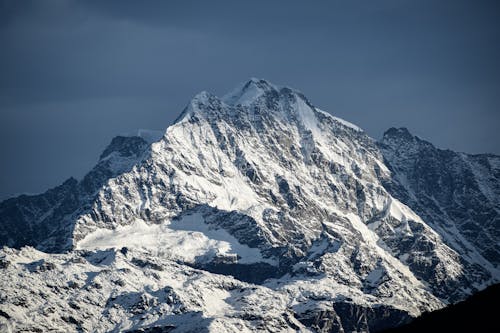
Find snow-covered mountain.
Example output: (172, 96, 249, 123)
(0, 79, 498, 332)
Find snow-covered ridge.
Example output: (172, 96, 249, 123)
(316, 108, 363, 132)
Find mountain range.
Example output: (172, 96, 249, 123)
(0, 79, 498, 332)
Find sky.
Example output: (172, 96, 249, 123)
(1, 0, 499, 200)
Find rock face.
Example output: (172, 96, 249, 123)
(0, 79, 498, 332)
(379, 128, 500, 268)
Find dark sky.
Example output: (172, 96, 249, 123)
(1, 0, 499, 200)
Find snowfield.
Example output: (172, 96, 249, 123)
(77, 213, 274, 265)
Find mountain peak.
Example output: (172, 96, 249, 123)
(176, 79, 364, 137)
(222, 78, 279, 106)
(380, 127, 436, 155)
(383, 127, 412, 138)
(99, 135, 149, 161)
(177, 78, 301, 124)
(380, 127, 421, 152)
(174, 90, 221, 124)
(381, 127, 437, 151)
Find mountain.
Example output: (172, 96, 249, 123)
(0, 79, 498, 332)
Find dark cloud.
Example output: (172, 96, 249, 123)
(1, 0, 499, 199)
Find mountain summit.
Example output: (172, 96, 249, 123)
(0, 79, 499, 332)
(221, 78, 280, 106)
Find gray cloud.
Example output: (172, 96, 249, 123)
(1, 0, 499, 199)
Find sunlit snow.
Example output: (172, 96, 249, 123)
(77, 213, 273, 265)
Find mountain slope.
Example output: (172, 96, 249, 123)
(379, 128, 499, 278)
(0, 79, 498, 332)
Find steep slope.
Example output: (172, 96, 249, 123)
(0, 79, 498, 332)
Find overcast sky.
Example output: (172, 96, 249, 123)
(1, 0, 499, 199)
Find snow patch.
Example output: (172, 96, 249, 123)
(76, 213, 274, 265)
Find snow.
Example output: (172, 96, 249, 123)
(461, 153, 499, 209)
(77, 213, 273, 265)
(174, 91, 214, 124)
(345, 212, 425, 287)
(295, 96, 322, 137)
(388, 198, 422, 223)
(223, 82, 262, 106)
(71, 78, 497, 313)
(0, 246, 307, 333)
(221, 78, 278, 106)
(200, 288, 232, 317)
(316, 108, 363, 131)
